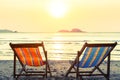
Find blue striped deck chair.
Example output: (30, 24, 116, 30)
(9, 42, 52, 79)
(65, 42, 117, 80)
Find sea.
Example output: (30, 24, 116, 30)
(0, 32, 120, 61)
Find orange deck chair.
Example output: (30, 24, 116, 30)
(65, 42, 117, 80)
(10, 42, 52, 79)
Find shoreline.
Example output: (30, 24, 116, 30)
(0, 60, 120, 80)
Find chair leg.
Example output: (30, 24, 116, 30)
(14, 54, 16, 78)
(65, 59, 78, 77)
(47, 63, 52, 77)
(45, 64, 47, 78)
(80, 76, 83, 80)
(65, 63, 75, 77)
(107, 54, 110, 80)
(45, 61, 52, 77)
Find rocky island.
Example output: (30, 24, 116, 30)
(58, 28, 85, 33)
(0, 29, 17, 33)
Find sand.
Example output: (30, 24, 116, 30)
(0, 60, 120, 80)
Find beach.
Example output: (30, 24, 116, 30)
(0, 32, 120, 80)
(0, 60, 120, 80)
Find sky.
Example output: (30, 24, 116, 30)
(0, 0, 120, 32)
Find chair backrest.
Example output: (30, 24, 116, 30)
(76, 42, 117, 68)
(10, 42, 46, 66)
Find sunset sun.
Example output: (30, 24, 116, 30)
(47, 1, 68, 18)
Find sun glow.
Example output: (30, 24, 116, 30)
(47, 1, 68, 18)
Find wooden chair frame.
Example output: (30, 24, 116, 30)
(65, 42, 117, 80)
(10, 42, 52, 79)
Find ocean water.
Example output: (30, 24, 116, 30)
(0, 32, 120, 61)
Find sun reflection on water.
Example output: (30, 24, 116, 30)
(51, 36, 64, 60)
(52, 43, 64, 60)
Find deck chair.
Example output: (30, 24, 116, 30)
(65, 42, 117, 80)
(9, 42, 52, 79)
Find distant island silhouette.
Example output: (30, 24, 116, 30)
(0, 29, 17, 33)
(58, 28, 85, 33)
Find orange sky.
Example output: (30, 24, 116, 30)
(0, 0, 120, 32)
